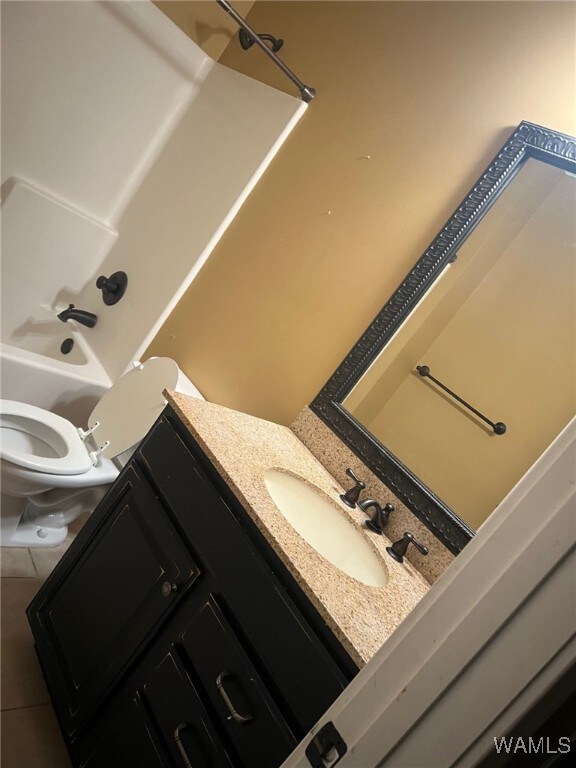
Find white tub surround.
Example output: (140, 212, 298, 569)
(79, 61, 307, 380)
(1, 0, 306, 392)
(0, 181, 118, 353)
(1, 0, 212, 227)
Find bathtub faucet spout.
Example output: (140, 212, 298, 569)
(57, 304, 98, 328)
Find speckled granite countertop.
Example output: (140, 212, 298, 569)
(166, 392, 430, 667)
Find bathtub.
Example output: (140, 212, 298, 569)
(0, 333, 112, 426)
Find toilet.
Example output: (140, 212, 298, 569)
(0, 357, 203, 548)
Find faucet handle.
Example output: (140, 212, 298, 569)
(96, 271, 128, 305)
(359, 500, 394, 534)
(386, 532, 428, 563)
(339, 468, 365, 508)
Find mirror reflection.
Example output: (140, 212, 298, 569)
(343, 159, 575, 530)
(312, 123, 576, 551)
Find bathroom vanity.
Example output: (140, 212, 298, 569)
(27, 395, 429, 768)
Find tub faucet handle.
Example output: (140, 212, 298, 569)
(96, 271, 128, 305)
(339, 468, 365, 508)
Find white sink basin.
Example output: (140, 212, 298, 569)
(263, 469, 388, 588)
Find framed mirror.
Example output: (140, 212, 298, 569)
(311, 121, 576, 554)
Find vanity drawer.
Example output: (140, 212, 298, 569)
(180, 596, 296, 768)
(144, 648, 235, 768)
(139, 416, 350, 732)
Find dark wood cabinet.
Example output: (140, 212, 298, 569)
(80, 692, 169, 768)
(28, 463, 199, 736)
(27, 407, 358, 768)
(179, 596, 295, 768)
(144, 648, 235, 768)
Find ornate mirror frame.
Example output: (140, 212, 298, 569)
(311, 121, 576, 554)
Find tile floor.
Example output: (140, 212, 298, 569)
(1, 515, 89, 768)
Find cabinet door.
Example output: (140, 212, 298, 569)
(79, 693, 169, 768)
(28, 465, 200, 733)
(144, 649, 235, 768)
(141, 418, 351, 732)
(141, 417, 351, 733)
(181, 596, 297, 768)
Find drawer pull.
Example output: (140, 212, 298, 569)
(173, 722, 194, 768)
(216, 671, 253, 724)
(161, 582, 177, 596)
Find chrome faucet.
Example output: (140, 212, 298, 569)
(57, 304, 98, 328)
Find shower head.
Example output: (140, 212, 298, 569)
(239, 28, 283, 53)
(217, 0, 313, 101)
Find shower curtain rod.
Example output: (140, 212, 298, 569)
(216, 0, 315, 102)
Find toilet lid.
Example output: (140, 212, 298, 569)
(88, 358, 180, 459)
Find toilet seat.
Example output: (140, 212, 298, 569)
(0, 401, 93, 475)
(0, 358, 185, 476)
(87, 357, 181, 460)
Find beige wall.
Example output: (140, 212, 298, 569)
(147, 1, 576, 426)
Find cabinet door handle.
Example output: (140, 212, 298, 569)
(173, 722, 194, 768)
(215, 670, 253, 724)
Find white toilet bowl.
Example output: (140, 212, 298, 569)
(0, 357, 203, 548)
